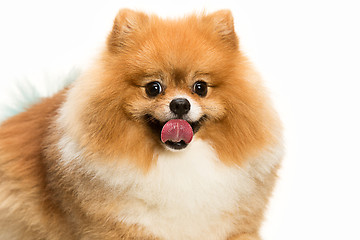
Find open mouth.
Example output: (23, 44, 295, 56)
(145, 114, 206, 150)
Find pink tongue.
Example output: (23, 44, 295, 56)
(161, 119, 193, 144)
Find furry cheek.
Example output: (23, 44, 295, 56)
(200, 98, 226, 121)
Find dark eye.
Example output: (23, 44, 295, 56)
(145, 81, 162, 97)
(193, 81, 208, 97)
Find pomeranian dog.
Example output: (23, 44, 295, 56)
(0, 9, 283, 240)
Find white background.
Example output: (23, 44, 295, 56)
(1, 0, 359, 239)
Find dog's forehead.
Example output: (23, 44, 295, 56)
(132, 32, 215, 72)
(170, 68, 187, 84)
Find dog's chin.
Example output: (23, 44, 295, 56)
(144, 114, 206, 151)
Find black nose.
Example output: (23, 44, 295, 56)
(170, 98, 191, 116)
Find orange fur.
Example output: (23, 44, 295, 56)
(0, 9, 282, 239)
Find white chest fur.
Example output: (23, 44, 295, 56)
(58, 138, 280, 240)
(92, 140, 255, 240)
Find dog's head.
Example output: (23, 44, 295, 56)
(63, 9, 276, 169)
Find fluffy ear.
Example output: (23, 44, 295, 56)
(206, 10, 239, 49)
(107, 9, 149, 53)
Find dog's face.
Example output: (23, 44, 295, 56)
(103, 9, 239, 151)
(65, 9, 274, 168)
(127, 72, 218, 150)
(121, 52, 230, 150)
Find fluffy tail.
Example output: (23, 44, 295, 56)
(0, 69, 80, 123)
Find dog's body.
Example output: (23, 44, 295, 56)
(0, 9, 283, 240)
